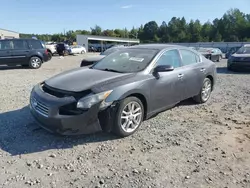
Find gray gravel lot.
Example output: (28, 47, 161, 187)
(0, 54, 249, 188)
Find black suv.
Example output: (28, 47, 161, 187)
(0, 38, 50, 69)
(56, 43, 72, 56)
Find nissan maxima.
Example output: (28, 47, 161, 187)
(30, 44, 217, 137)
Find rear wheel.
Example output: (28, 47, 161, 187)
(81, 50, 85, 54)
(64, 50, 69, 56)
(193, 78, 212, 104)
(112, 97, 144, 137)
(29, 57, 42, 69)
(48, 52, 52, 60)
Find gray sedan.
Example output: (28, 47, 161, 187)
(30, 44, 217, 137)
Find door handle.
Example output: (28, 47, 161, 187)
(200, 68, 206, 72)
(178, 74, 184, 78)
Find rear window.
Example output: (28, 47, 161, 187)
(28, 40, 43, 49)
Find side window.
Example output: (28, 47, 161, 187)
(13, 40, 29, 50)
(156, 49, 181, 68)
(179, 49, 199, 66)
(0, 40, 13, 50)
(29, 40, 43, 49)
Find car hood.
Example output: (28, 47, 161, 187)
(232, 53, 250, 57)
(45, 67, 135, 92)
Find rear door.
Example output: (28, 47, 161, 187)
(0, 40, 13, 65)
(11, 39, 30, 65)
(178, 49, 206, 100)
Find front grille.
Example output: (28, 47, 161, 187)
(41, 83, 92, 100)
(42, 84, 67, 98)
(31, 97, 49, 117)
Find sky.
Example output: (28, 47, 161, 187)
(1, 0, 250, 34)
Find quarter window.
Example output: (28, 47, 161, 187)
(0, 40, 13, 50)
(29, 40, 43, 49)
(179, 49, 200, 66)
(156, 49, 181, 68)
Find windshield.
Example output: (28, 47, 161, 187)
(100, 47, 123, 56)
(92, 48, 159, 73)
(236, 46, 250, 54)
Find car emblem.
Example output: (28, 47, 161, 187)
(240, 57, 245, 61)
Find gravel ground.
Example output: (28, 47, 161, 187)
(0, 54, 249, 188)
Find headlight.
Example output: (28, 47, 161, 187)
(76, 90, 113, 110)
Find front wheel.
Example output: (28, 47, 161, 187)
(193, 78, 212, 104)
(29, 57, 42, 69)
(112, 97, 144, 137)
(81, 50, 85, 54)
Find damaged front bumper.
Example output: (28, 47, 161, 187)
(29, 84, 116, 135)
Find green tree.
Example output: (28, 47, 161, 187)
(90, 25, 102, 36)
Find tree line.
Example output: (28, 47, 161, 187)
(20, 8, 250, 43)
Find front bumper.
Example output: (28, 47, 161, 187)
(29, 84, 103, 135)
(228, 61, 250, 70)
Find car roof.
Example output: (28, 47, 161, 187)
(0, 38, 41, 41)
(128, 44, 185, 50)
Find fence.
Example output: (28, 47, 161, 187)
(170, 42, 250, 52)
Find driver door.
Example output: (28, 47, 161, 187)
(149, 49, 186, 113)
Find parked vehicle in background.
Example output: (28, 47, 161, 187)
(88, 46, 97, 52)
(80, 46, 125, 67)
(69, 45, 86, 54)
(56, 43, 72, 56)
(30, 44, 217, 137)
(227, 44, 250, 71)
(225, 46, 241, 59)
(45, 42, 57, 59)
(0, 38, 50, 69)
(211, 48, 223, 61)
(188, 47, 197, 51)
(198, 47, 222, 62)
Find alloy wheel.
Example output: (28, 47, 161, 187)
(120, 101, 143, 133)
(201, 79, 212, 102)
(31, 58, 41, 68)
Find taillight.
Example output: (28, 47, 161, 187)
(45, 49, 48, 54)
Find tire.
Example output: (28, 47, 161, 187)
(29, 57, 42, 69)
(81, 50, 85, 54)
(112, 96, 144, 137)
(48, 52, 52, 60)
(193, 78, 212, 104)
(64, 50, 69, 56)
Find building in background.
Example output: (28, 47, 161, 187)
(0, 28, 19, 39)
(76, 35, 140, 52)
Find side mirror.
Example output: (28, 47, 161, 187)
(154, 65, 174, 73)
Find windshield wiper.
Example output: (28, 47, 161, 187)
(101, 68, 124, 73)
